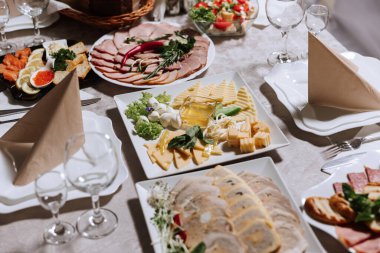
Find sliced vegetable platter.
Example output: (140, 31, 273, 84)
(114, 71, 289, 179)
(89, 22, 215, 89)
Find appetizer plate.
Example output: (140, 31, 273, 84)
(264, 52, 380, 136)
(136, 157, 325, 253)
(301, 150, 380, 250)
(114, 71, 289, 179)
(89, 22, 215, 89)
(0, 111, 128, 213)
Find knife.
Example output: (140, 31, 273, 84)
(0, 97, 101, 117)
(321, 152, 367, 175)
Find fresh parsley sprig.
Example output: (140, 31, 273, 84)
(51, 48, 76, 72)
(168, 126, 213, 150)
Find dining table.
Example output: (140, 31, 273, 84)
(0, 12, 364, 253)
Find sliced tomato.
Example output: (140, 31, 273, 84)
(214, 20, 233, 30)
(233, 4, 244, 12)
(212, 8, 218, 15)
(237, 0, 246, 4)
(194, 1, 208, 8)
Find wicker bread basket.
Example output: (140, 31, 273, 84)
(59, 0, 154, 30)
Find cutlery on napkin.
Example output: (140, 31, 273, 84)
(308, 32, 380, 112)
(0, 71, 83, 186)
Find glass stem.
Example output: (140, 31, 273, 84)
(281, 31, 289, 55)
(32, 16, 40, 38)
(51, 210, 64, 235)
(91, 194, 104, 224)
(0, 26, 6, 43)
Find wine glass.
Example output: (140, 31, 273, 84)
(266, 0, 305, 65)
(0, 0, 16, 55)
(64, 132, 119, 239)
(305, 4, 329, 36)
(35, 171, 75, 244)
(13, 0, 49, 47)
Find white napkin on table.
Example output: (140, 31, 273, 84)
(255, 0, 270, 27)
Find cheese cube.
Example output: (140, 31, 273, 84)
(252, 121, 270, 135)
(240, 138, 256, 153)
(254, 132, 271, 148)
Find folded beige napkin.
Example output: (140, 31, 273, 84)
(308, 32, 380, 111)
(0, 71, 83, 186)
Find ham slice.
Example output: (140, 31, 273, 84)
(114, 55, 135, 65)
(104, 72, 137, 79)
(354, 236, 380, 253)
(156, 70, 178, 84)
(113, 30, 136, 49)
(365, 166, 380, 183)
(91, 58, 116, 69)
(94, 39, 118, 56)
(129, 23, 157, 39)
(95, 66, 118, 73)
(90, 50, 115, 62)
(148, 71, 170, 84)
(150, 23, 178, 38)
(118, 44, 138, 55)
(118, 73, 148, 83)
(348, 172, 368, 193)
(335, 226, 372, 247)
(333, 182, 344, 194)
(135, 53, 160, 60)
(177, 61, 192, 78)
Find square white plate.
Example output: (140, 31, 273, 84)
(264, 52, 380, 136)
(136, 157, 325, 253)
(114, 71, 289, 179)
(301, 150, 380, 251)
(0, 110, 129, 213)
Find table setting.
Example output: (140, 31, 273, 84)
(2, 0, 380, 252)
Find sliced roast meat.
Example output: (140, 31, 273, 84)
(148, 71, 170, 84)
(135, 53, 161, 60)
(177, 61, 192, 78)
(116, 64, 139, 72)
(103, 72, 137, 79)
(165, 61, 181, 71)
(353, 236, 380, 253)
(114, 55, 135, 65)
(335, 226, 372, 247)
(118, 73, 149, 83)
(195, 35, 210, 46)
(144, 64, 158, 74)
(129, 23, 157, 39)
(156, 70, 178, 84)
(91, 58, 116, 69)
(95, 66, 118, 73)
(118, 44, 139, 55)
(94, 39, 118, 56)
(348, 172, 368, 193)
(182, 54, 202, 74)
(365, 166, 380, 183)
(90, 50, 115, 62)
(113, 30, 137, 49)
(191, 51, 208, 66)
(150, 23, 179, 38)
(333, 182, 344, 194)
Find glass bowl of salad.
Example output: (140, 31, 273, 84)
(189, 0, 259, 36)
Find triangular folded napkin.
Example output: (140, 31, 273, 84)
(0, 71, 83, 186)
(308, 32, 380, 112)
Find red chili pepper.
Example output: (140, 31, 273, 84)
(173, 214, 181, 226)
(121, 41, 164, 66)
(178, 230, 187, 242)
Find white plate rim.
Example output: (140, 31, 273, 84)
(264, 52, 380, 136)
(0, 110, 129, 213)
(114, 71, 289, 179)
(88, 21, 216, 89)
(135, 157, 325, 253)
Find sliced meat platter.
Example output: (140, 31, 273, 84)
(89, 22, 214, 88)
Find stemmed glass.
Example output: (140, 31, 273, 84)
(305, 4, 329, 36)
(0, 0, 16, 55)
(64, 132, 119, 239)
(35, 171, 75, 244)
(266, 0, 305, 65)
(13, 0, 49, 47)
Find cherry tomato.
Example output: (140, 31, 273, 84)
(194, 1, 208, 8)
(233, 4, 244, 12)
(212, 8, 218, 15)
(237, 0, 246, 4)
(244, 2, 250, 11)
(214, 17, 232, 30)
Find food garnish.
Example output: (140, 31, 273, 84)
(135, 119, 164, 140)
(213, 103, 241, 118)
(51, 48, 76, 72)
(121, 41, 164, 67)
(31, 69, 54, 88)
(168, 126, 213, 150)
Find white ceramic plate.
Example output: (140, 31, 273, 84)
(301, 150, 380, 251)
(0, 110, 128, 213)
(264, 52, 380, 136)
(114, 71, 289, 179)
(89, 22, 215, 89)
(6, 13, 59, 32)
(136, 157, 325, 253)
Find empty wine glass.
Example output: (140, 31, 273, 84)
(0, 0, 16, 55)
(64, 132, 119, 239)
(266, 0, 305, 65)
(35, 171, 75, 244)
(305, 4, 328, 36)
(14, 0, 49, 47)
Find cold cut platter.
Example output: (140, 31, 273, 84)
(89, 22, 215, 88)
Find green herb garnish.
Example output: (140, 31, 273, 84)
(145, 32, 196, 79)
(135, 119, 163, 140)
(189, 7, 216, 23)
(168, 126, 213, 150)
(214, 103, 241, 118)
(342, 183, 380, 222)
(124, 36, 136, 44)
(51, 48, 76, 72)
(191, 242, 207, 253)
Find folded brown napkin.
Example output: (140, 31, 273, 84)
(0, 71, 83, 186)
(308, 32, 380, 111)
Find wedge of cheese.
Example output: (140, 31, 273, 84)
(211, 80, 227, 101)
(173, 149, 191, 169)
(171, 82, 202, 108)
(222, 82, 237, 105)
(233, 87, 254, 111)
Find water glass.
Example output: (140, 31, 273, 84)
(35, 171, 75, 244)
(266, 0, 305, 65)
(305, 4, 329, 36)
(14, 0, 49, 47)
(0, 0, 16, 54)
(64, 132, 119, 239)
